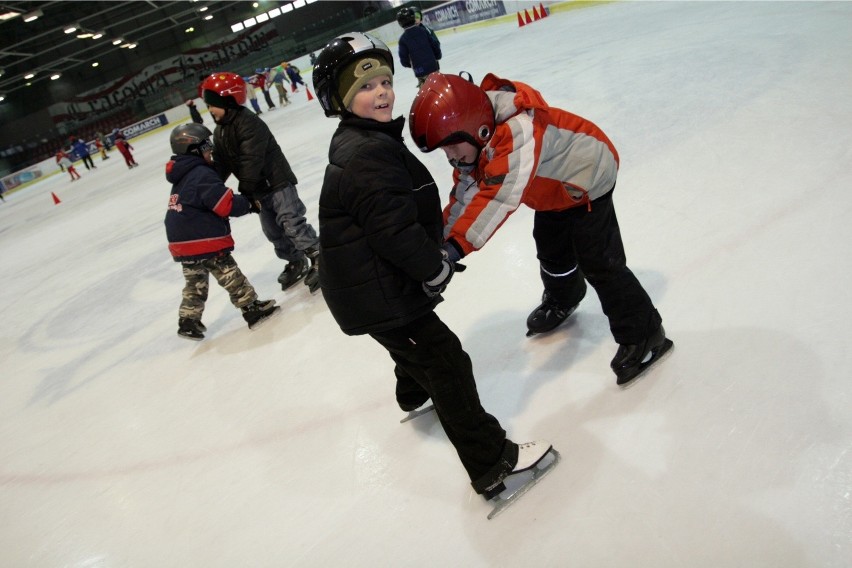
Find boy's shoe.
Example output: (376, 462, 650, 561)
(304, 247, 320, 294)
(278, 258, 308, 290)
(526, 288, 585, 337)
(178, 317, 205, 340)
(241, 299, 280, 329)
(611, 325, 674, 387)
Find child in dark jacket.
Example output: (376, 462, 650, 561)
(397, 7, 441, 86)
(201, 72, 321, 294)
(312, 32, 557, 509)
(164, 123, 279, 340)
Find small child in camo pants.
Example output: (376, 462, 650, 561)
(164, 123, 279, 340)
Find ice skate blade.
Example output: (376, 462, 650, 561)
(399, 404, 435, 423)
(487, 449, 561, 520)
(617, 339, 674, 389)
(525, 305, 578, 338)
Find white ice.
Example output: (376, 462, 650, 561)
(1, 2, 851, 566)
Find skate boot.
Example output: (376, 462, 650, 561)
(483, 440, 561, 519)
(303, 247, 320, 295)
(278, 258, 308, 290)
(241, 299, 280, 329)
(611, 325, 674, 387)
(526, 289, 585, 337)
(177, 317, 205, 340)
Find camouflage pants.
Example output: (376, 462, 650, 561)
(179, 254, 257, 320)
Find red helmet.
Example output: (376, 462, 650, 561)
(201, 72, 247, 107)
(409, 73, 495, 152)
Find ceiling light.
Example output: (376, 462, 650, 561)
(50, 73, 61, 80)
(77, 32, 94, 39)
(0, 11, 21, 21)
(256, 13, 269, 23)
(128, 43, 137, 49)
(268, 8, 281, 17)
(0, 95, 5, 102)
(231, 23, 244, 33)
(112, 38, 123, 45)
(23, 9, 43, 22)
(24, 73, 35, 79)
(64, 25, 78, 34)
(92, 32, 104, 39)
(203, 15, 213, 21)
(242, 17, 256, 27)
(199, 6, 208, 12)
(185, 27, 195, 33)
(92, 62, 99, 67)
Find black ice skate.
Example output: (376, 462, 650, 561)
(611, 325, 674, 388)
(177, 317, 206, 341)
(399, 399, 435, 423)
(485, 441, 560, 520)
(526, 290, 584, 337)
(278, 258, 308, 290)
(241, 299, 280, 329)
(303, 247, 320, 295)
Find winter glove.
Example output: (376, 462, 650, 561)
(441, 241, 466, 272)
(422, 254, 455, 298)
(249, 199, 262, 214)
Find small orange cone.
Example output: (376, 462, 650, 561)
(517, 11, 525, 27)
(533, 6, 541, 20)
(524, 9, 533, 25)
(51, 192, 61, 205)
(306, 87, 314, 101)
(540, 3, 548, 17)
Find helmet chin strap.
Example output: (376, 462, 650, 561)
(448, 158, 476, 174)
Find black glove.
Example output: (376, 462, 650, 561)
(249, 199, 262, 214)
(422, 256, 455, 298)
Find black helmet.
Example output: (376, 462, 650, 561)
(170, 123, 213, 155)
(312, 32, 394, 118)
(397, 7, 416, 28)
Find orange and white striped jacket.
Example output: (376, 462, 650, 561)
(443, 74, 620, 256)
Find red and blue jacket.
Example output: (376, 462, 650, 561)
(164, 154, 251, 262)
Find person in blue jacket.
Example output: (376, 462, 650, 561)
(164, 123, 279, 340)
(397, 7, 441, 86)
(70, 136, 96, 170)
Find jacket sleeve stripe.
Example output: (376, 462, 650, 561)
(211, 189, 234, 217)
(465, 113, 536, 250)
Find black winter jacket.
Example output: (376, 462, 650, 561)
(211, 107, 298, 199)
(398, 25, 441, 78)
(164, 154, 251, 261)
(319, 116, 445, 335)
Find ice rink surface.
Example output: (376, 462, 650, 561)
(1, 1, 851, 566)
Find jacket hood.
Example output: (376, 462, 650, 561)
(480, 73, 549, 123)
(165, 154, 209, 184)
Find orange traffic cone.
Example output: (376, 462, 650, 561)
(540, 3, 548, 17)
(51, 192, 61, 205)
(533, 6, 541, 20)
(517, 11, 525, 27)
(306, 87, 314, 101)
(524, 9, 533, 25)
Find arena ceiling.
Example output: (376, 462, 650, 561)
(0, 1, 294, 100)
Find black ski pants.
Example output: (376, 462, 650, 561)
(370, 312, 517, 494)
(533, 189, 661, 345)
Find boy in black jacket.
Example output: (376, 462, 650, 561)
(164, 124, 279, 340)
(200, 72, 321, 294)
(312, 33, 557, 508)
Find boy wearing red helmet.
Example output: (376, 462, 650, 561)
(201, 72, 321, 294)
(409, 73, 672, 387)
